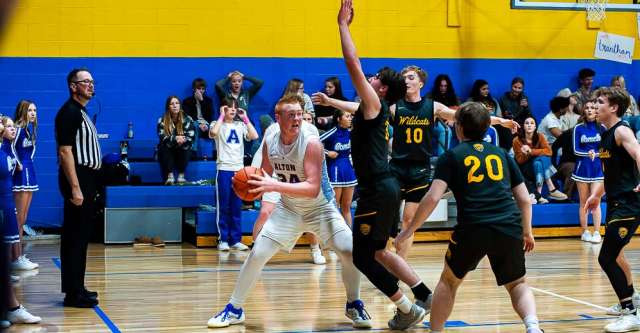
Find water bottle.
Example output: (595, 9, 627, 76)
(127, 121, 134, 139)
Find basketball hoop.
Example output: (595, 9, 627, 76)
(585, 0, 608, 22)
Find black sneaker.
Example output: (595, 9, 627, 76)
(83, 288, 98, 299)
(64, 293, 98, 308)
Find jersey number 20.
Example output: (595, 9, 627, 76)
(464, 154, 503, 183)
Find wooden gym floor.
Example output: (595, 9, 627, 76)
(6, 237, 639, 332)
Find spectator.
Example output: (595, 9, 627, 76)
(551, 128, 577, 201)
(157, 96, 196, 185)
(427, 74, 459, 156)
(496, 77, 530, 152)
(557, 88, 581, 131)
(611, 75, 639, 117)
(574, 68, 595, 111)
(539, 96, 570, 145)
(11, 100, 39, 267)
(1, 117, 38, 272)
(314, 77, 347, 131)
(209, 97, 258, 251)
(215, 71, 263, 115)
(215, 71, 264, 158)
(498, 77, 531, 124)
(571, 98, 604, 243)
(427, 74, 460, 107)
(0, 118, 41, 327)
(467, 79, 502, 117)
(182, 78, 214, 138)
(281, 78, 314, 113)
(320, 109, 356, 227)
(513, 116, 568, 204)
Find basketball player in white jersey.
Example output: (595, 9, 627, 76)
(251, 115, 327, 265)
(207, 95, 371, 329)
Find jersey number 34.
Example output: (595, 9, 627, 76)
(464, 154, 504, 183)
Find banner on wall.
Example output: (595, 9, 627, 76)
(594, 31, 634, 64)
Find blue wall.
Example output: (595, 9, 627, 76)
(0, 57, 636, 227)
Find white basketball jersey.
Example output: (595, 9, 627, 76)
(265, 122, 333, 211)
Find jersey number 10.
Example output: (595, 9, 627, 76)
(464, 154, 504, 183)
(405, 128, 424, 144)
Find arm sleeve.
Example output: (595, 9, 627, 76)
(530, 134, 552, 156)
(55, 110, 82, 147)
(245, 76, 264, 99)
(215, 78, 229, 100)
(11, 128, 22, 168)
(183, 116, 196, 144)
(512, 137, 528, 164)
(572, 125, 590, 157)
(157, 118, 175, 145)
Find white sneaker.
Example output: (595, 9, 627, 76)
(607, 293, 640, 316)
(591, 231, 602, 243)
(604, 309, 640, 332)
(231, 242, 249, 251)
(12, 255, 39, 270)
(537, 197, 549, 204)
(218, 242, 230, 251)
(7, 305, 41, 324)
(177, 174, 186, 184)
(23, 224, 37, 237)
(581, 230, 593, 242)
(311, 249, 326, 265)
(207, 303, 245, 328)
(10, 275, 19, 283)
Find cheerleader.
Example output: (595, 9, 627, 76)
(320, 109, 356, 227)
(572, 99, 605, 243)
(0, 119, 41, 327)
(12, 101, 39, 247)
(1, 116, 38, 271)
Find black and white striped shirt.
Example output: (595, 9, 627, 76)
(55, 98, 102, 170)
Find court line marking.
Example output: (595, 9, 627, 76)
(51, 258, 121, 333)
(531, 286, 610, 311)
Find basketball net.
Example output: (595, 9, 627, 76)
(585, 0, 608, 22)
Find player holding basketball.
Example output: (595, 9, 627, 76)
(207, 94, 371, 329)
(396, 102, 543, 333)
(585, 87, 640, 332)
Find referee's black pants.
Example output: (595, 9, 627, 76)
(59, 166, 98, 295)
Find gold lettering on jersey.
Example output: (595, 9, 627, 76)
(273, 163, 296, 171)
(398, 116, 430, 126)
(599, 149, 611, 159)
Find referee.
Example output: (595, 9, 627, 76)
(55, 68, 102, 308)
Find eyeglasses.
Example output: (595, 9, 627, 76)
(73, 79, 95, 85)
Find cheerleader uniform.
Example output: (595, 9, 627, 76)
(571, 121, 605, 183)
(0, 142, 19, 244)
(11, 125, 38, 192)
(320, 126, 357, 187)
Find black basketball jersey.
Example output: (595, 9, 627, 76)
(600, 121, 640, 201)
(351, 100, 391, 184)
(390, 98, 434, 162)
(433, 140, 524, 239)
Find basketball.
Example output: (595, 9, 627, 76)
(232, 166, 264, 201)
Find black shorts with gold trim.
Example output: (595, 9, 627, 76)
(353, 175, 401, 246)
(390, 159, 431, 203)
